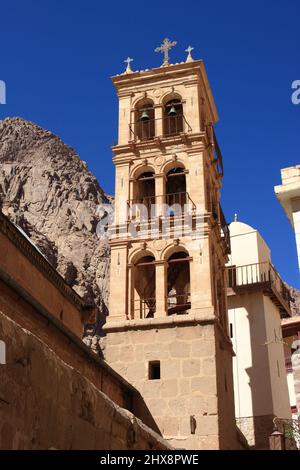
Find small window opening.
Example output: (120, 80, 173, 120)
(149, 361, 160, 380)
(230, 323, 233, 338)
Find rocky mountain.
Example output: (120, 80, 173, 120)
(0, 117, 112, 333)
(289, 285, 300, 316)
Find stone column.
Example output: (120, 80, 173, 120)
(107, 245, 128, 322)
(189, 238, 213, 317)
(155, 261, 166, 317)
(155, 174, 165, 218)
(155, 106, 163, 137)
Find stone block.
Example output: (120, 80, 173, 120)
(161, 379, 178, 398)
(134, 330, 158, 344)
(104, 346, 120, 363)
(162, 417, 179, 437)
(125, 362, 147, 382)
(191, 376, 216, 395)
(140, 379, 162, 399)
(146, 398, 168, 416)
(186, 396, 206, 415)
(206, 396, 218, 415)
(178, 417, 191, 436)
(202, 357, 216, 376)
(144, 342, 170, 360)
(157, 327, 177, 343)
(195, 416, 219, 436)
(119, 345, 134, 362)
(134, 344, 144, 359)
(182, 359, 201, 377)
(161, 359, 181, 379)
(191, 340, 215, 357)
(106, 333, 127, 346)
(169, 341, 191, 358)
(168, 397, 187, 417)
(176, 325, 202, 340)
(179, 378, 190, 396)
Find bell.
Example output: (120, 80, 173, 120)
(168, 105, 177, 116)
(140, 110, 150, 121)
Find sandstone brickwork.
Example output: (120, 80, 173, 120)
(105, 321, 238, 449)
(0, 309, 170, 450)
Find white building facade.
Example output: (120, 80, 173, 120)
(227, 220, 291, 449)
(275, 165, 300, 270)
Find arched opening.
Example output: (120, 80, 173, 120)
(163, 98, 183, 137)
(131, 170, 156, 219)
(135, 99, 155, 141)
(165, 166, 187, 210)
(167, 251, 191, 315)
(133, 255, 156, 318)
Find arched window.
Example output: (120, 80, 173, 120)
(167, 251, 191, 315)
(165, 166, 187, 210)
(133, 255, 156, 318)
(163, 99, 183, 136)
(135, 99, 155, 141)
(131, 170, 155, 220)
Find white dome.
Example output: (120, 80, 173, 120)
(229, 221, 256, 236)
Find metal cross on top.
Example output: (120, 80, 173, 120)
(185, 45, 194, 62)
(124, 57, 133, 73)
(155, 38, 177, 66)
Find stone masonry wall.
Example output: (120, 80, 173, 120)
(0, 310, 170, 450)
(105, 322, 239, 450)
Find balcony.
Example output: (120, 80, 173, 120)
(133, 293, 191, 319)
(167, 293, 191, 315)
(127, 192, 196, 220)
(205, 124, 224, 178)
(133, 298, 156, 319)
(129, 115, 192, 142)
(219, 205, 231, 254)
(226, 261, 291, 317)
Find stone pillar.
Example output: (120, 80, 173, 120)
(107, 245, 128, 322)
(155, 175, 165, 218)
(155, 106, 163, 137)
(155, 261, 166, 317)
(189, 238, 213, 316)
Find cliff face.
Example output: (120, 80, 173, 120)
(0, 117, 111, 329)
(289, 286, 300, 316)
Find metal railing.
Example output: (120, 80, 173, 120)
(205, 124, 224, 178)
(133, 298, 156, 319)
(127, 192, 196, 220)
(219, 205, 231, 254)
(129, 115, 192, 141)
(227, 261, 291, 311)
(167, 293, 191, 315)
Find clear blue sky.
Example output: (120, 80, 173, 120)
(1, 0, 299, 288)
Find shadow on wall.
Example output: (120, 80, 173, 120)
(233, 295, 275, 449)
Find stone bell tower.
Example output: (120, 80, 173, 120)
(104, 41, 238, 450)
